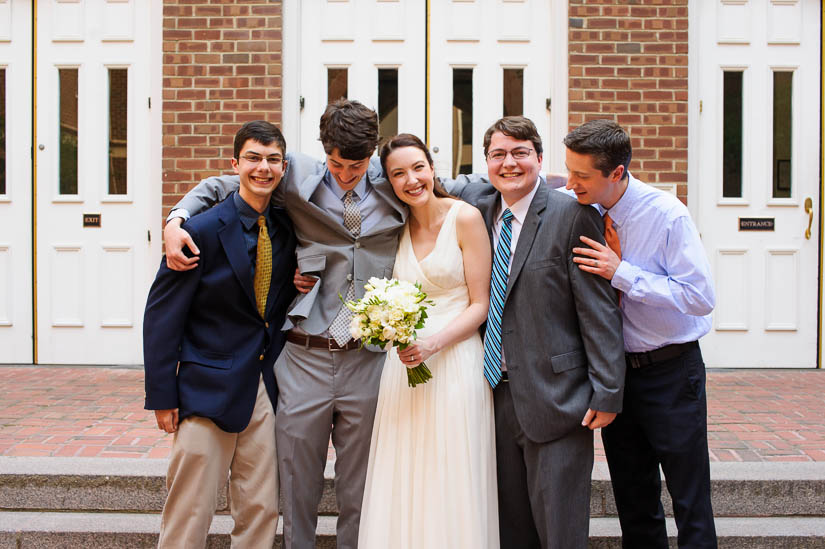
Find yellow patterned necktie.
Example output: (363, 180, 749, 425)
(254, 215, 272, 317)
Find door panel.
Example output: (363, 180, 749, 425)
(0, 1, 33, 363)
(36, 0, 150, 364)
(696, 0, 820, 367)
(295, 0, 552, 180)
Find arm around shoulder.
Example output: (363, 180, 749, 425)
(567, 205, 626, 413)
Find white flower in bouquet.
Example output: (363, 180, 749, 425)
(343, 277, 434, 387)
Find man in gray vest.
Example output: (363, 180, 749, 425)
(163, 100, 407, 549)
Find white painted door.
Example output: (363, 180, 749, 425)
(286, 0, 567, 176)
(293, 0, 426, 159)
(36, 0, 152, 364)
(0, 1, 33, 363)
(695, 0, 820, 367)
(427, 0, 554, 177)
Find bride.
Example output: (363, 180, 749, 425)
(357, 134, 499, 548)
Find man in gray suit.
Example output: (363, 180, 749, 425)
(445, 116, 625, 549)
(163, 100, 407, 549)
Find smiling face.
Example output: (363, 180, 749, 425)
(384, 146, 436, 208)
(231, 138, 286, 212)
(564, 148, 625, 208)
(326, 148, 371, 191)
(486, 131, 543, 205)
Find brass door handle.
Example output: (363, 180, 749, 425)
(804, 197, 813, 240)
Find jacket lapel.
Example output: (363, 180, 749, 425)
(476, 191, 500, 251)
(264, 208, 296, 319)
(504, 184, 548, 302)
(363, 168, 407, 235)
(216, 198, 258, 313)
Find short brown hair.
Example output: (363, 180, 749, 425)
(378, 133, 451, 198)
(482, 116, 543, 157)
(563, 119, 632, 179)
(319, 99, 379, 160)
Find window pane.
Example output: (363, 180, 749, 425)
(772, 71, 792, 199)
(328, 68, 348, 104)
(0, 69, 5, 195)
(722, 71, 743, 198)
(452, 68, 473, 178)
(59, 68, 79, 195)
(378, 68, 398, 140)
(108, 68, 128, 195)
(503, 68, 523, 117)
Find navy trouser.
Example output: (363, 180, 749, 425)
(602, 344, 718, 549)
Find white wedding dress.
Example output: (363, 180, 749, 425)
(358, 201, 499, 549)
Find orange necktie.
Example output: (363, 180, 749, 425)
(603, 213, 621, 260)
(604, 213, 622, 304)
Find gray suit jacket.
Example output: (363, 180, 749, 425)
(446, 176, 626, 443)
(173, 152, 408, 338)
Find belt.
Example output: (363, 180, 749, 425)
(625, 340, 698, 369)
(286, 331, 361, 352)
(500, 371, 509, 383)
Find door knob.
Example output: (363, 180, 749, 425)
(432, 146, 439, 153)
(38, 144, 45, 150)
(804, 197, 813, 240)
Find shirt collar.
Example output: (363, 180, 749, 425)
(323, 170, 369, 202)
(234, 191, 271, 232)
(603, 172, 640, 227)
(498, 177, 541, 225)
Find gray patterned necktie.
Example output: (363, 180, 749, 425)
(329, 190, 361, 345)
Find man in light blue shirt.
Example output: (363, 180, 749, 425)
(566, 119, 718, 549)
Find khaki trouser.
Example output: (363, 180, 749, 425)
(158, 376, 279, 549)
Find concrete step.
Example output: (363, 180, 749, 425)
(0, 512, 337, 549)
(2, 457, 824, 519)
(1, 512, 823, 548)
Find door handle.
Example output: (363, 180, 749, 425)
(804, 197, 813, 240)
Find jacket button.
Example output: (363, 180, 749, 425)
(265, 322, 270, 328)
(355, 241, 361, 249)
(347, 274, 353, 281)
(259, 354, 264, 361)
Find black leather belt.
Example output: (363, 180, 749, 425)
(625, 340, 698, 369)
(286, 331, 360, 351)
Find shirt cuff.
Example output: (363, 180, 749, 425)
(165, 209, 191, 223)
(611, 260, 636, 293)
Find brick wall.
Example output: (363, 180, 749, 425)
(568, 1, 689, 203)
(162, 1, 283, 215)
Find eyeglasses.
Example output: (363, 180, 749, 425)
(486, 147, 534, 163)
(240, 153, 284, 165)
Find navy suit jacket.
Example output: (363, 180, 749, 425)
(143, 192, 297, 433)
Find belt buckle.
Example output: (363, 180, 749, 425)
(328, 338, 346, 352)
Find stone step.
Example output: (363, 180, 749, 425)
(1, 512, 824, 548)
(2, 457, 824, 519)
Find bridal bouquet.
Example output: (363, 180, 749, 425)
(344, 277, 434, 387)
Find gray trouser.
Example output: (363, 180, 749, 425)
(274, 342, 385, 549)
(495, 382, 594, 549)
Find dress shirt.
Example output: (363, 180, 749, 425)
(310, 169, 394, 234)
(492, 178, 541, 273)
(606, 174, 715, 352)
(233, 192, 275, 278)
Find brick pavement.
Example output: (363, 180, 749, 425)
(0, 366, 823, 462)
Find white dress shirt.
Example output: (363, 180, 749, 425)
(492, 178, 541, 272)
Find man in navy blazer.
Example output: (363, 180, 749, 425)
(143, 121, 297, 548)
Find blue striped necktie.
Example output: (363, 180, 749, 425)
(483, 208, 514, 389)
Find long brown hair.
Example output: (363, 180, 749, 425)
(379, 133, 451, 198)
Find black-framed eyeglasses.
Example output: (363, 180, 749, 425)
(486, 147, 534, 163)
(240, 153, 284, 165)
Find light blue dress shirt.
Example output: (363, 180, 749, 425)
(606, 174, 715, 353)
(310, 170, 393, 234)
